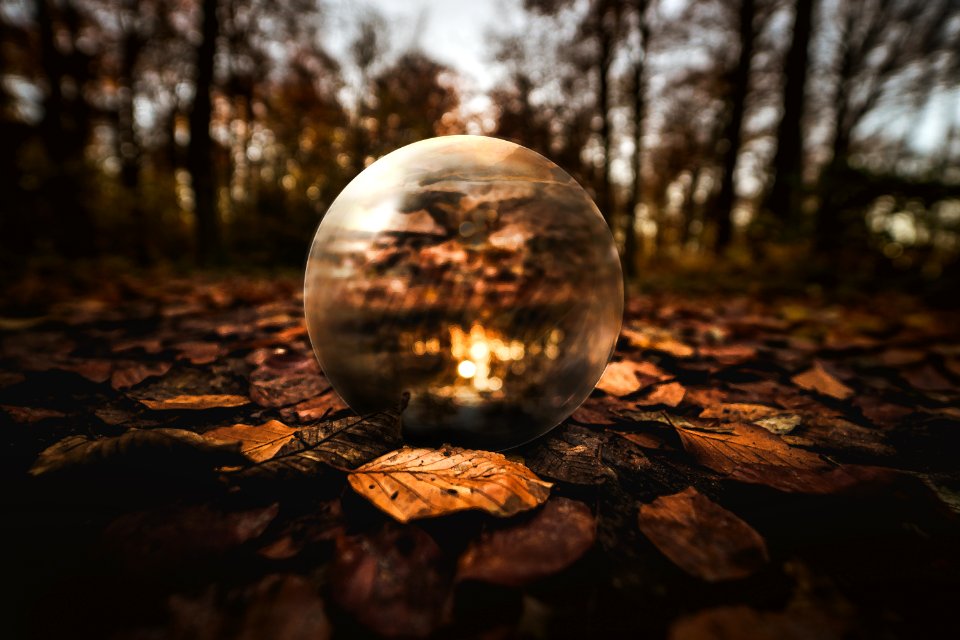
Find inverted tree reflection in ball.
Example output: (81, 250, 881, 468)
(305, 135, 623, 449)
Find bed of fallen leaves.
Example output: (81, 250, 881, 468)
(2, 273, 959, 639)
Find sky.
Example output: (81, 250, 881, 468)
(327, 0, 957, 157)
(328, 0, 524, 92)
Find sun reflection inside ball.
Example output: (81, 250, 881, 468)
(304, 135, 623, 449)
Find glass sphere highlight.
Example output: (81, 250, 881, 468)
(304, 135, 623, 449)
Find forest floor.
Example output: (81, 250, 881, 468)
(2, 272, 959, 639)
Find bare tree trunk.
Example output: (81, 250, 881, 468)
(188, 0, 221, 265)
(117, 2, 148, 264)
(624, 0, 649, 279)
(814, 9, 855, 255)
(37, 0, 96, 258)
(0, 20, 31, 267)
(713, 0, 756, 253)
(763, 0, 813, 237)
(596, 9, 616, 231)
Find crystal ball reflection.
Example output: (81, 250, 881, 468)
(305, 136, 623, 449)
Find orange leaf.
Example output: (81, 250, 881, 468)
(204, 420, 300, 462)
(140, 394, 250, 410)
(791, 362, 853, 400)
(348, 446, 552, 522)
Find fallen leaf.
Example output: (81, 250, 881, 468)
(637, 381, 686, 407)
(348, 446, 552, 522)
(2, 404, 65, 423)
(684, 387, 727, 407)
(615, 430, 672, 450)
(103, 502, 278, 571)
(29, 428, 248, 476)
(669, 604, 846, 640)
(173, 340, 225, 365)
(139, 393, 250, 410)
(622, 326, 695, 357)
(639, 487, 768, 581)
(258, 499, 344, 560)
(110, 360, 173, 390)
(523, 425, 609, 485)
(204, 420, 300, 462)
(787, 416, 894, 457)
(457, 498, 596, 586)
(674, 421, 889, 493)
(700, 403, 782, 421)
(791, 362, 853, 400)
(596, 360, 664, 397)
(752, 413, 802, 435)
(168, 574, 331, 640)
(55, 358, 113, 383)
(570, 396, 619, 425)
(901, 364, 954, 393)
(248, 364, 329, 408)
(280, 389, 349, 422)
(233, 408, 403, 485)
(697, 343, 757, 364)
(331, 525, 450, 638)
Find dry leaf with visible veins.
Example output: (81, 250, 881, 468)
(139, 393, 250, 410)
(791, 362, 854, 400)
(233, 408, 403, 485)
(457, 497, 596, 586)
(675, 421, 890, 494)
(204, 420, 300, 462)
(348, 446, 552, 522)
(638, 487, 768, 582)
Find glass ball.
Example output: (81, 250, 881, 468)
(305, 135, 623, 450)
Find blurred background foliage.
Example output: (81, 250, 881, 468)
(1, 0, 959, 299)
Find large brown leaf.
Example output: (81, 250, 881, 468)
(638, 487, 768, 582)
(674, 421, 888, 494)
(204, 419, 300, 462)
(457, 497, 595, 586)
(348, 446, 552, 522)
